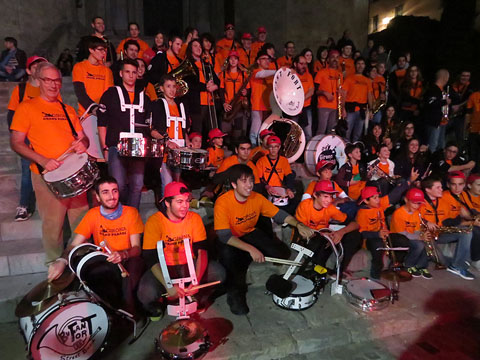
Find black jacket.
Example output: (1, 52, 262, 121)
(0, 48, 27, 69)
(423, 84, 447, 127)
(335, 161, 367, 194)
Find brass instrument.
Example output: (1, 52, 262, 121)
(224, 64, 256, 123)
(202, 60, 219, 129)
(374, 50, 391, 116)
(337, 75, 344, 120)
(154, 58, 197, 98)
(440, 85, 450, 125)
(366, 159, 400, 186)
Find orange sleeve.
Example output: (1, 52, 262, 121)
(10, 101, 31, 133)
(280, 157, 292, 176)
(380, 196, 390, 211)
(143, 213, 162, 250)
(7, 85, 20, 111)
(295, 200, 310, 226)
(390, 208, 405, 233)
(249, 161, 261, 184)
(72, 61, 85, 83)
(216, 156, 234, 173)
(367, 78, 373, 93)
(467, 93, 475, 109)
(106, 68, 114, 88)
(74, 209, 95, 238)
(356, 209, 370, 232)
(116, 39, 126, 54)
(145, 82, 157, 100)
(213, 194, 232, 231)
(305, 181, 316, 195)
(329, 205, 348, 222)
(192, 213, 207, 242)
(129, 208, 145, 234)
(260, 194, 280, 218)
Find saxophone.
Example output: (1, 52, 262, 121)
(337, 75, 344, 120)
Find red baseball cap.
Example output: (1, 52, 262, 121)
(467, 173, 480, 184)
(405, 188, 425, 203)
(26, 55, 47, 69)
(359, 186, 380, 203)
(314, 180, 338, 194)
(242, 33, 253, 40)
(225, 24, 235, 31)
(258, 26, 267, 33)
(208, 128, 227, 140)
(228, 50, 240, 59)
(164, 182, 190, 198)
(267, 136, 281, 145)
(188, 132, 202, 141)
(315, 159, 336, 173)
(259, 129, 275, 138)
(328, 49, 340, 58)
(448, 171, 466, 180)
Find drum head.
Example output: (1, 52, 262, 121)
(29, 300, 109, 360)
(81, 115, 104, 159)
(304, 135, 346, 175)
(43, 153, 88, 182)
(273, 69, 304, 116)
(290, 275, 315, 296)
(68, 244, 102, 275)
(159, 319, 209, 358)
(345, 278, 389, 300)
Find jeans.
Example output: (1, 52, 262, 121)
(427, 124, 446, 153)
(404, 239, 428, 269)
(346, 111, 364, 142)
(316, 108, 337, 135)
(20, 157, 35, 211)
(108, 146, 145, 209)
(292, 107, 312, 141)
(0, 68, 26, 81)
(250, 110, 263, 146)
(437, 231, 472, 270)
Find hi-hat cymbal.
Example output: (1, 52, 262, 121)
(161, 319, 205, 347)
(15, 293, 58, 318)
(381, 269, 412, 282)
(29, 270, 75, 302)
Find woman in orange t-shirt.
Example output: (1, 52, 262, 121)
(399, 65, 424, 123)
(313, 46, 328, 74)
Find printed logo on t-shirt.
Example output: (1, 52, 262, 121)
(100, 225, 127, 237)
(235, 211, 257, 225)
(164, 234, 190, 246)
(42, 112, 66, 121)
(86, 72, 106, 81)
(405, 220, 418, 230)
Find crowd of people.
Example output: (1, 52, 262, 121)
(5, 16, 480, 321)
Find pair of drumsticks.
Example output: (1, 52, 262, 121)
(41, 145, 76, 174)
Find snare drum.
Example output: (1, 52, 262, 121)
(117, 137, 164, 157)
(43, 153, 99, 199)
(167, 147, 209, 171)
(304, 134, 346, 175)
(272, 275, 318, 310)
(19, 290, 109, 360)
(268, 186, 289, 207)
(344, 278, 391, 312)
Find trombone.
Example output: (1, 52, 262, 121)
(202, 59, 219, 129)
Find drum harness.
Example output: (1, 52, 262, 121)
(115, 86, 145, 134)
(160, 97, 186, 147)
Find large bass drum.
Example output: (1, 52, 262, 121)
(258, 119, 305, 163)
(304, 134, 346, 175)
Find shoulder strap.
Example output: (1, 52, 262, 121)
(265, 156, 281, 185)
(18, 82, 26, 103)
(59, 101, 78, 138)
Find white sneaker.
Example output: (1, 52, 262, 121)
(14, 206, 31, 222)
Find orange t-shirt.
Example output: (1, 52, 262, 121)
(216, 38, 241, 63)
(277, 56, 293, 68)
(145, 82, 157, 101)
(356, 196, 390, 232)
(304, 180, 343, 197)
(167, 51, 181, 72)
(378, 162, 390, 176)
(250, 68, 272, 111)
(256, 155, 292, 187)
(74, 206, 144, 252)
(220, 70, 248, 103)
(143, 211, 206, 266)
(11, 97, 83, 174)
(339, 57, 355, 78)
(116, 37, 151, 58)
(419, 198, 449, 226)
(8, 83, 41, 111)
(348, 163, 366, 201)
(298, 71, 314, 107)
(72, 60, 114, 115)
(461, 191, 480, 213)
(249, 146, 269, 162)
(394, 68, 407, 87)
(390, 206, 421, 234)
(238, 47, 255, 67)
(296, 199, 347, 230)
(214, 190, 279, 237)
(314, 68, 343, 109)
(372, 76, 386, 100)
(344, 74, 373, 104)
(178, 43, 187, 60)
(217, 155, 260, 184)
(467, 92, 480, 133)
(251, 41, 265, 59)
(314, 60, 327, 73)
(208, 146, 225, 167)
(442, 190, 463, 219)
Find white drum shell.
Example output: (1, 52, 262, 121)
(268, 187, 289, 206)
(272, 275, 317, 310)
(304, 134, 347, 175)
(344, 278, 391, 312)
(19, 290, 109, 360)
(258, 119, 306, 163)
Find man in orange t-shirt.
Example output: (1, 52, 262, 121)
(461, 174, 480, 262)
(238, 33, 255, 68)
(251, 26, 267, 60)
(116, 22, 151, 59)
(277, 41, 295, 68)
(343, 57, 373, 142)
(215, 24, 241, 69)
(215, 164, 313, 315)
(339, 41, 355, 78)
(10, 62, 90, 264)
(249, 128, 273, 163)
(292, 55, 314, 140)
(314, 50, 343, 135)
(138, 182, 225, 318)
(48, 177, 144, 314)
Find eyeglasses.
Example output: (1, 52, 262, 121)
(446, 148, 458, 154)
(258, 57, 270, 61)
(95, 47, 107, 52)
(405, 126, 414, 129)
(39, 77, 62, 85)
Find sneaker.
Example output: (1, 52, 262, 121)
(447, 265, 476, 280)
(407, 267, 422, 277)
(419, 268, 433, 279)
(14, 206, 31, 221)
(226, 292, 249, 315)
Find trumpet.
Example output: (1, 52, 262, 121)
(366, 159, 400, 186)
(440, 85, 450, 125)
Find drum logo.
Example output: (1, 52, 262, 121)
(38, 314, 100, 355)
(318, 144, 336, 163)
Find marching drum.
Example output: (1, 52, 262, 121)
(19, 289, 110, 360)
(272, 275, 319, 311)
(81, 114, 104, 160)
(43, 152, 99, 199)
(259, 119, 306, 163)
(344, 278, 391, 312)
(167, 147, 209, 171)
(268, 186, 289, 206)
(304, 134, 347, 175)
(117, 137, 164, 158)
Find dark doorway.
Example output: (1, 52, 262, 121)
(143, 0, 183, 37)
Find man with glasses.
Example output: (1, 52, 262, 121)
(10, 62, 90, 265)
(76, 16, 117, 67)
(277, 41, 295, 68)
(431, 141, 475, 182)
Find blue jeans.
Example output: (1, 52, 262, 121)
(427, 124, 446, 153)
(316, 108, 337, 135)
(20, 157, 35, 211)
(404, 239, 428, 268)
(108, 147, 145, 209)
(346, 111, 364, 142)
(436, 231, 472, 270)
(0, 68, 26, 81)
(250, 110, 263, 146)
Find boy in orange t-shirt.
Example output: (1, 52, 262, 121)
(295, 180, 362, 276)
(139, 182, 225, 318)
(207, 128, 226, 168)
(249, 128, 273, 163)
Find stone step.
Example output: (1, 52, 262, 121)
(0, 238, 46, 277)
(0, 213, 41, 241)
(0, 153, 20, 173)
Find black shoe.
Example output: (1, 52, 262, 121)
(227, 292, 249, 315)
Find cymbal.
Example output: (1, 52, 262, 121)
(29, 270, 75, 302)
(15, 293, 58, 318)
(381, 269, 412, 282)
(161, 319, 205, 347)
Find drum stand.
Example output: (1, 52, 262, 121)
(320, 232, 344, 296)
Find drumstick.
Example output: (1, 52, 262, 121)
(264, 257, 302, 266)
(161, 280, 221, 296)
(99, 241, 130, 278)
(41, 145, 75, 174)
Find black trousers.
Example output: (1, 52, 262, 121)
(218, 228, 291, 295)
(365, 233, 410, 279)
(472, 226, 480, 261)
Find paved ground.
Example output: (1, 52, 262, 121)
(3, 263, 480, 359)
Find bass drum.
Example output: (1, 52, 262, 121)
(258, 119, 305, 163)
(304, 134, 346, 175)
